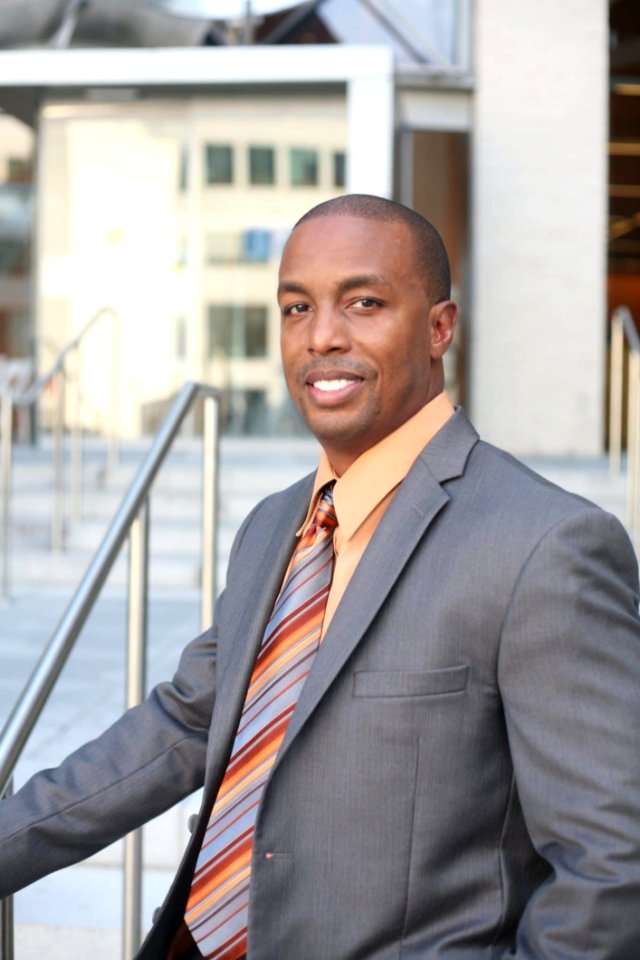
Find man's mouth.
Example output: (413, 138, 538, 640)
(313, 379, 355, 393)
(305, 371, 365, 405)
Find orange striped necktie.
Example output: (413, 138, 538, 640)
(185, 484, 338, 959)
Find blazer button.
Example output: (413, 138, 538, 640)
(187, 813, 198, 834)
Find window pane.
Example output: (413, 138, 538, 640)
(290, 148, 318, 186)
(249, 146, 275, 185)
(333, 151, 346, 188)
(0, 115, 34, 363)
(245, 306, 268, 357)
(178, 145, 188, 192)
(207, 304, 268, 358)
(206, 231, 242, 264)
(242, 229, 271, 263)
(205, 144, 233, 184)
(7, 157, 31, 183)
(225, 389, 268, 435)
(207, 305, 233, 357)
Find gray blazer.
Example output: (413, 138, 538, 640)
(2, 410, 640, 959)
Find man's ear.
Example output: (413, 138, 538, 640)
(429, 300, 457, 359)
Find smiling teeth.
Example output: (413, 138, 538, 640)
(314, 379, 353, 392)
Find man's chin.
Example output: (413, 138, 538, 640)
(301, 411, 378, 459)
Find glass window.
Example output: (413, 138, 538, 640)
(178, 145, 188, 192)
(249, 146, 275, 185)
(317, 0, 466, 69)
(0, 116, 34, 362)
(176, 234, 188, 268)
(223, 389, 268, 436)
(244, 306, 268, 356)
(333, 151, 346, 188)
(0, 238, 29, 276)
(205, 231, 242, 264)
(7, 157, 31, 183)
(205, 230, 272, 264)
(242, 229, 271, 263)
(205, 144, 233, 185)
(207, 305, 234, 357)
(207, 304, 268, 359)
(290, 148, 318, 186)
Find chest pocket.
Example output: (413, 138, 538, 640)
(353, 664, 469, 698)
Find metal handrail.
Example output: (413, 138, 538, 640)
(1, 306, 119, 600)
(0, 381, 220, 959)
(609, 305, 640, 544)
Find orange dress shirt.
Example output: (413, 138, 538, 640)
(296, 391, 455, 634)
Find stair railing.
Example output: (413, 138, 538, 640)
(0, 306, 120, 600)
(0, 381, 220, 960)
(609, 305, 640, 544)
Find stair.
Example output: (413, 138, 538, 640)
(8, 434, 321, 593)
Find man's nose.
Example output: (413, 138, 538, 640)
(308, 306, 350, 353)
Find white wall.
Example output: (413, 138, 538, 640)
(471, 0, 608, 456)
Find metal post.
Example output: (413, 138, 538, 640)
(201, 394, 219, 631)
(71, 355, 83, 522)
(242, 0, 254, 43)
(627, 351, 640, 544)
(108, 311, 121, 475)
(123, 497, 150, 959)
(70, 341, 84, 521)
(52, 372, 66, 551)
(1, 396, 13, 602)
(609, 312, 624, 475)
(0, 778, 14, 960)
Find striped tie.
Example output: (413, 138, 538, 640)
(184, 484, 337, 959)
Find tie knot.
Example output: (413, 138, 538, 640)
(315, 483, 338, 531)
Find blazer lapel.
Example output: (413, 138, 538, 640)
(277, 409, 479, 760)
(202, 475, 314, 793)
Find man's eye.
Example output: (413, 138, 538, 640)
(354, 298, 379, 309)
(283, 303, 308, 316)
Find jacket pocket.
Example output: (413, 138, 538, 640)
(353, 664, 470, 698)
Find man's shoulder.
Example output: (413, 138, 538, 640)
(459, 433, 631, 562)
(431, 408, 618, 533)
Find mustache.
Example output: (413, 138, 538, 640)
(297, 358, 373, 382)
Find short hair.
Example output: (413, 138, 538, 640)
(294, 194, 451, 302)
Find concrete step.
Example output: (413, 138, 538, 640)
(7, 435, 320, 590)
(6, 439, 633, 594)
(10, 488, 270, 525)
(11, 548, 227, 590)
(14, 861, 176, 958)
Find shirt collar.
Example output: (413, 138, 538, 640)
(299, 391, 455, 540)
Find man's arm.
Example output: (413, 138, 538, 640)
(0, 614, 217, 898)
(498, 508, 640, 958)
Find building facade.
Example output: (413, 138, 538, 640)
(0, 0, 619, 456)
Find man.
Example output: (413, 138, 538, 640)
(1, 194, 640, 959)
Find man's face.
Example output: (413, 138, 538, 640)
(278, 214, 456, 474)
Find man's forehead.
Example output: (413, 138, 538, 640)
(280, 213, 413, 268)
(288, 212, 409, 241)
